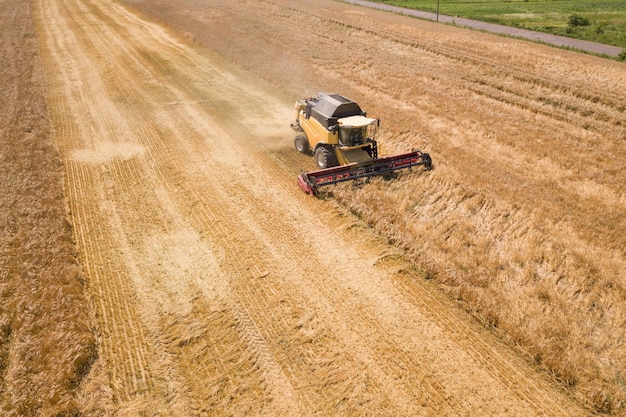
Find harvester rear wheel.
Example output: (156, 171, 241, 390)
(294, 134, 309, 154)
(315, 146, 338, 169)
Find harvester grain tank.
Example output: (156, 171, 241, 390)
(291, 93, 432, 196)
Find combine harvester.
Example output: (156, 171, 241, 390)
(291, 93, 432, 196)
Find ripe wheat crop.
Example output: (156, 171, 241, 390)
(0, 1, 96, 415)
(329, 29, 626, 412)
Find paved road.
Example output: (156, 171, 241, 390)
(341, 0, 623, 57)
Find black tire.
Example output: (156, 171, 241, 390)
(315, 146, 338, 169)
(294, 134, 309, 154)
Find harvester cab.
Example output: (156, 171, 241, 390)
(337, 114, 379, 154)
(291, 93, 432, 196)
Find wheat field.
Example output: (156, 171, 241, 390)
(329, 20, 626, 414)
(137, 0, 626, 411)
(2, 0, 625, 414)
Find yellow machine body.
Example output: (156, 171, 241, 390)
(293, 93, 378, 168)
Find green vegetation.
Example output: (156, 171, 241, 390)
(373, 0, 626, 48)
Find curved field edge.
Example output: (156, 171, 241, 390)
(125, 0, 626, 413)
(0, 0, 96, 415)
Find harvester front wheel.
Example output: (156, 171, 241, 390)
(294, 134, 309, 154)
(315, 146, 338, 169)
